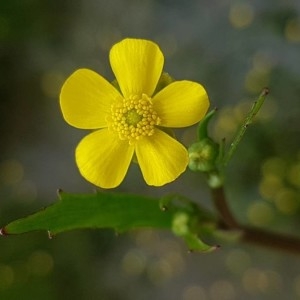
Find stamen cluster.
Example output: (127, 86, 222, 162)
(109, 94, 161, 143)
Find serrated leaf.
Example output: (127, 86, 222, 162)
(183, 233, 220, 253)
(1, 191, 217, 253)
(1, 191, 174, 235)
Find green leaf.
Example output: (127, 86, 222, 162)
(1, 191, 218, 252)
(1, 191, 170, 234)
(171, 211, 218, 253)
(183, 233, 220, 253)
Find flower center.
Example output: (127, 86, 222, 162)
(126, 109, 143, 126)
(109, 94, 161, 143)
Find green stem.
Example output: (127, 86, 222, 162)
(222, 88, 269, 166)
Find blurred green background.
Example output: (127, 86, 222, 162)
(1, 0, 300, 299)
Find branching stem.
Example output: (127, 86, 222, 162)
(211, 185, 300, 255)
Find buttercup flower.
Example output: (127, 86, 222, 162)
(60, 38, 209, 188)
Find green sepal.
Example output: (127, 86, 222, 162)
(161, 195, 219, 252)
(197, 108, 217, 140)
(153, 72, 174, 95)
(172, 212, 219, 252)
(111, 79, 121, 93)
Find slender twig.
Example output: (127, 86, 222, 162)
(241, 225, 300, 255)
(211, 186, 239, 229)
(222, 88, 269, 166)
(210, 185, 300, 255)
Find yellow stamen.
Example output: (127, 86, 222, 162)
(109, 94, 161, 143)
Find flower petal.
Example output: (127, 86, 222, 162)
(60, 68, 122, 129)
(153, 80, 210, 127)
(76, 129, 134, 188)
(109, 38, 164, 98)
(135, 129, 188, 186)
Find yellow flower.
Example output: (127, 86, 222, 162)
(60, 38, 209, 188)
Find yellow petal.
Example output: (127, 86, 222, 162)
(60, 68, 122, 129)
(135, 129, 188, 186)
(109, 38, 164, 98)
(153, 80, 210, 127)
(75, 129, 134, 188)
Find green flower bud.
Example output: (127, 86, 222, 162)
(172, 212, 190, 237)
(188, 138, 219, 172)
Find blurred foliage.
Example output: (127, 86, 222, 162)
(1, 0, 300, 299)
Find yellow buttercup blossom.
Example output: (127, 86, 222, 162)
(60, 38, 209, 188)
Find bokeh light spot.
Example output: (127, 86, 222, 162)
(257, 97, 278, 121)
(0, 159, 24, 186)
(261, 157, 286, 177)
(229, 2, 254, 29)
(247, 201, 274, 226)
(285, 19, 300, 42)
(212, 107, 239, 141)
(209, 279, 236, 300)
(147, 259, 173, 285)
(134, 229, 160, 250)
(244, 68, 270, 94)
(233, 100, 252, 123)
(182, 285, 207, 300)
(259, 174, 283, 200)
(274, 188, 299, 215)
(161, 250, 185, 277)
(225, 249, 251, 274)
(0, 264, 14, 290)
(28, 251, 54, 277)
(121, 248, 147, 276)
(242, 268, 266, 293)
(242, 268, 282, 294)
(252, 51, 274, 73)
(287, 163, 300, 188)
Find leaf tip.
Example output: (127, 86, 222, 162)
(57, 188, 64, 199)
(160, 205, 168, 212)
(0, 227, 8, 236)
(187, 243, 221, 254)
(213, 244, 221, 251)
(47, 230, 54, 239)
(262, 87, 269, 95)
(206, 244, 221, 253)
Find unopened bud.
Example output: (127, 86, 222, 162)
(188, 138, 219, 172)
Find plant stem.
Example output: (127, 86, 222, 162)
(222, 88, 269, 166)
(211, 186, 239, 229)
(210, 185, 300, 255)
(241, 225, 300, 255)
